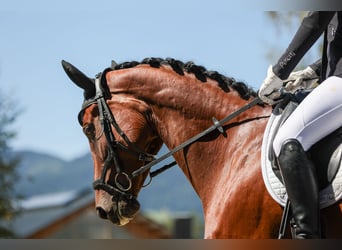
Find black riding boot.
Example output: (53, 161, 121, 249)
(278, 139, 321, 239)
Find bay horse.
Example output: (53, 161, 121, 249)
(62, 57, 342, 238)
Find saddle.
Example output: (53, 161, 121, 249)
(261, 89, 342, 208)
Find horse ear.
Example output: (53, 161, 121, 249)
(61, 60, 95, 99)
(111, 60, 118, 69)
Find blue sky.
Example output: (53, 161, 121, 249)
(1, 1, 298, 160)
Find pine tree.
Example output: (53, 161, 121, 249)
(0, 92, 20, 238)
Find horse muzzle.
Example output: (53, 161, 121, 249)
(95, 190, 140, 225)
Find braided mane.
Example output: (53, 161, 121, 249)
(111, 57, 257, 100)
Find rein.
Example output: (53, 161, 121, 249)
(80, 72, 263, 198)
(132, 96, 263, 178)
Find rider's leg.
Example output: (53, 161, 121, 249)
(273, 76, 342, 156)
(278, 139, 320, 238)
(273, 76, 342, 239)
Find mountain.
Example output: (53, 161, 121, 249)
(9, 150, 202, 213)
(9, 150, 92, 197)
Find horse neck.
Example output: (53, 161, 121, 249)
(107, 66, 270, 199)
(108, 65, 241, 142)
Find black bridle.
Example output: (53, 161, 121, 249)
(78, 71, 263, 200)
(79, 72, 156, 200)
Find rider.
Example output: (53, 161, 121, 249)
(259, 11, 342, 239)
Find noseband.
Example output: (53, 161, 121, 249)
(78, 72, 155, 200)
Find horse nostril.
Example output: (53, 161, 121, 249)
(96, 207, 108, 219)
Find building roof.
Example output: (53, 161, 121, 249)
(9, 188, 171, 239)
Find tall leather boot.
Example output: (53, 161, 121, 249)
(278, 139, 321, 239)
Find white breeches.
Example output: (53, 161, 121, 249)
(273, 76, 342, 157)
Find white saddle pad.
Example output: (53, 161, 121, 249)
(261, 112, 342, 208)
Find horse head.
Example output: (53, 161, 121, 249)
(62, 60, 163, 225)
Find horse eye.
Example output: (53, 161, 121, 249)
(83, 124, 95, 139)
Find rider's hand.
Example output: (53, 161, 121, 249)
(284, 66, 318, 93)
(258, 65, 283, 105)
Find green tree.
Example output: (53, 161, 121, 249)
(0, 91, 21, 238)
